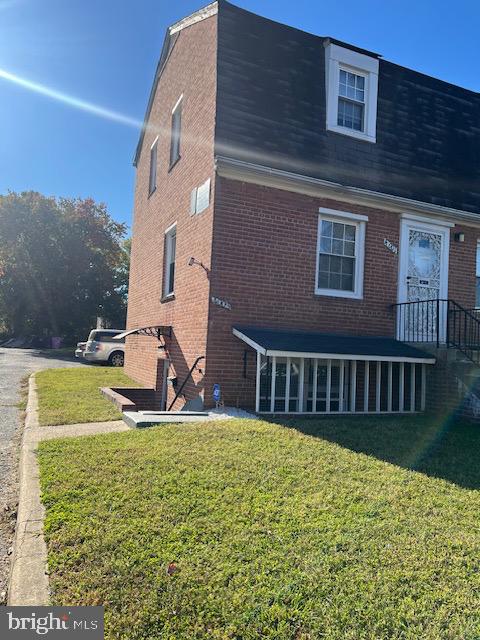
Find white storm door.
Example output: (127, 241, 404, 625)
(398, 219, 450, 342)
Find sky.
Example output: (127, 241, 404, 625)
(0, 0, 479, 231)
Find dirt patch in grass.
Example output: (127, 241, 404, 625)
(39, 416, 480, 639)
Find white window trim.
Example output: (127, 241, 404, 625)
(163, 223, 177, 298)
(148, 136, 158, 195)
(171, 94, 183, 115)
(325, 43, 379, 143)
(315, 208, 366, 299)
(170, 95, 183, 167)
(190, 177, 211, 215)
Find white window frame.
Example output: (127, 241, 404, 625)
(169, 95, 183, 167)
(163, 223, 176, 298)
(325, 43, 379, 143)
(315, 207, 367, 300)
(190, 178, 211, 215)
(148, 136, 158, 195)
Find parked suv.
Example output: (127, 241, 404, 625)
(75, 341, 87, 358)
(83, 329, 125, 367)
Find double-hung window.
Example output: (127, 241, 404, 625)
(163, 224, 176, 298)
(338, 69, 366, 132)
(325, 43, 378, 143)
(169, 96, 182, 168)
(315, 208, 367, 299)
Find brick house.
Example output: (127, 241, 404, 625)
(123, 1, 480, 416)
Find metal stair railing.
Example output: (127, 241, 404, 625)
(167, 356, 205, 411)
(393, 298, 480, 366)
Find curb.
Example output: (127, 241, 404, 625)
(8, 374, 49, 605)
(7, 375, 130, 605)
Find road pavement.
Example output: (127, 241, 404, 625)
(0, 348, 87, 602)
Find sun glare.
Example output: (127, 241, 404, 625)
(0, 67, 143, 129)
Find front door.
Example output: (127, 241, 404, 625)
(398, 219, 450, 342)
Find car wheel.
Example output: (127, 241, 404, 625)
(109, 351, 124, 367)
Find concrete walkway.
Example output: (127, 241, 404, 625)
(8, 375, 129, 605)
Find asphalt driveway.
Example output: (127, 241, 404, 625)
(0, 347, 88, 602)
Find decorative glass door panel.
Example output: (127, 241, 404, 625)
(398, 221, 449, 343)
(407, 230, 442, 300)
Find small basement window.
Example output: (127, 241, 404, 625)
(315, 208, 367, 299)
(163, 224, 176, 298)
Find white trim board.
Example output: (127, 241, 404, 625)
(258, 410, 423, 416)
(265, 350, 435, 364)
(319, 207, 368, 222)
(401, 212, 455, 228)
(215, 156, 480, 227)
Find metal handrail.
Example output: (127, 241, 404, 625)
(167, 355, 205, 411)
(393, 298, 480, 365)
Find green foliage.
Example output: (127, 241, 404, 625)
(0, 191, 129, 342)
(39, 416, 480, 639)
(36, 367, 141, 425)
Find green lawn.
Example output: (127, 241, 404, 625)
(38, 416, 480, 639)
(36, 367, 141, 426)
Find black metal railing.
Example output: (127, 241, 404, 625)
(167, 355, 205, 411)
(393, 299, 480, 365)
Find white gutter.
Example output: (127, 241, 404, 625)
(216, 155, 480, 227)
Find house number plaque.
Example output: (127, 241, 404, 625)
(384, 238, 398, 254)
(211, 296, 232, 310)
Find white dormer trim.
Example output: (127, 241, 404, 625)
(325, 43, 379, 143)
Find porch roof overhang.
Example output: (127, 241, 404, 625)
(233, 326, 436, 364)
(114, 325, 172, 341)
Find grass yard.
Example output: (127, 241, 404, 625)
(36, 367, 141, 426)
(38, 416, 480, 639)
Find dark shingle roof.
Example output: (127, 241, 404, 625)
(233, 326, 435, 361)
(216, 1, 480, 215)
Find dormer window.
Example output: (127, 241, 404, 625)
(338, 70, 365, 131)
(325, 43, 379, 143)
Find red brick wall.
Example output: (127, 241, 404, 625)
(203, 177, 479, 409)
(125, 12, 479, 413)
(125, 14, 217, 409)
(448, 223, 477, 308)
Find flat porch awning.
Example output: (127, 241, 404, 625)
(233, 326, 435, 364)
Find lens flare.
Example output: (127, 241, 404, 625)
(0, 67, 143, 128)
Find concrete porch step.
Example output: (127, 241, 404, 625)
(123, 411, 209, 428)
(123, 407, 258, 428)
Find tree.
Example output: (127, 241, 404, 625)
(0, 191, 128, 343)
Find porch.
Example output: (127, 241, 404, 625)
(234, 327, 435, 415)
